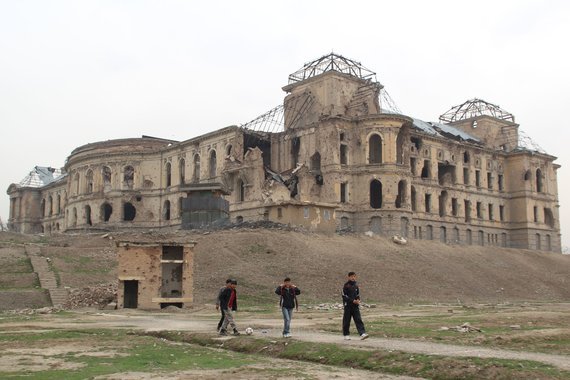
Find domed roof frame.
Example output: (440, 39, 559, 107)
(439, 98, 515, 123)
(288, 52, 377, 84)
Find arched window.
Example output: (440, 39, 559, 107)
(396, 180, 406, 208)
(165, 162, 172, 187)
(179, 159, 185, 185)
(209, 150, 217, 178)
(48, 196, 53, 216)
(85, 205, 92, 226)
(193, 154, 201, 182)
(536, 168, 543, 193)
(124, 166, 134, 189)
(164, 200, 171, 221)
(75, 173, 80, 195)
(85, 169, 94, 194)
(226, 144, 233, 156)
(310, 152, 321, 171)
(237, 179, 246, 202)
(40, 199, 46, 217)
(370, 179, 382, 209)
(369, 134, 383, 164)
(101, 203, 112, 222)
(56, 194, 61, 215)
(123, 202, 136, 221)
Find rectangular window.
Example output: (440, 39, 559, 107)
(475, 170, 481, 187)
(410, 157, 417, 176)
(340, 144, 348, 165)
(277, 207, 283, 218)
(425, 194, 431, 213)
(464, 200, 471, 222)
(463, 167, 469, 185)
(498, 174, 504, 191)
(487, 172, 493, 189)
(303, 207, 309, 219)
(533, 206, 538, 222)
(340, 183, 347, 203)
(499, 205, 504, 221)
(488, 204, 494, 221)
(476, 202, 482, 219)
(451, 198, 458, 216)
(323, 209, 330, 220)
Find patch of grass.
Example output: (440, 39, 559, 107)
(150, 331, 570, 380)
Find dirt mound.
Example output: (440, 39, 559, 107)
(62, 283, 117, 309)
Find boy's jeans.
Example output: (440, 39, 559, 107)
(282, 307, 293, 335)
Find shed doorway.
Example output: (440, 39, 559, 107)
(123, 280, 138, 308)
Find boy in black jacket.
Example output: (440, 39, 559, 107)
(215, 279, 232, 331)
(219, 279, 240, 336)
(342, 271, 368, 340)
(275, 277, 301, 338)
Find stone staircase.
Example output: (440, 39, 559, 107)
(25, 245, 68, 306)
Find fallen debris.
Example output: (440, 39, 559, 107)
(438, 322, 483, 333)
(62, 283, 117, 310)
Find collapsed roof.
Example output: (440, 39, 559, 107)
(19, 166, 65, 188)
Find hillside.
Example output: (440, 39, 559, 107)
(1, 229, 570, 309)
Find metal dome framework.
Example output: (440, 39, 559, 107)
(288, 52, 377, 84)
(439, 98, 515, 123)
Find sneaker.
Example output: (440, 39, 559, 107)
(284, 333, 291, 338)
(219, 329, 227, 336)
(232, 330, 241, 336)
(360, 333, 369, 340)
(344, 335, 351, 340)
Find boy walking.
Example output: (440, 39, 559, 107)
(342, 271, 369, 340)
(219, 279, 240, 336)
(215, 279, 232, 331)
(275, 277, 301, 338)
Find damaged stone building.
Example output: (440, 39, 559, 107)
(7, 53, 561, 251)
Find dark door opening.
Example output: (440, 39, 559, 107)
(123, 280, 138, 308)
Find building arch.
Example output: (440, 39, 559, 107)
(396, 180, 407, 208)
(368, 133, 383, 164)
(101, 202, 112, 222)
(536, 168, 543, 192)
(193, 154, 201, 182)
(102, 166, 112, 190)
(370, 179, 382, 209)
(123, 166, 134, 189)
(123, 202, 136, 221)
(165, 162, 172, 187)
(85, 169, 94, 194)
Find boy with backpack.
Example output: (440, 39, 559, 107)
(275, 277, 301, 338)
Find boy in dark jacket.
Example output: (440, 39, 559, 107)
(215, 279, 232, 331)
(275, 277, 301, 338)
(219, 279, 240, 336)
(342, 271, 368, 340)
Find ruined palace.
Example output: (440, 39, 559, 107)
(7, 53, 561, 251)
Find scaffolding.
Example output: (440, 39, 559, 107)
(288, 52, 377, 84)
(19, 166, 64, 188)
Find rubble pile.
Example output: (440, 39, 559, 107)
(4, 306, 62, 315)
(62, 283, 117, 309)
(438, 322, 483, 333)
(306, 303, 377, 311)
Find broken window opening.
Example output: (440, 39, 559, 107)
(421, 160, 430, 179)
(498, 174, 504, 191)
(478, 230, 484, 246)
(544, 208, 554, 228)
(164, 200, 171, 221)
(411, 186, 417, 211)
(236, 215, 244, 223)
(475, 170, 481, 187)
(524, 169, 531, 181)
(340, 144, 348, 165)
(75, 173, 80, 195)
(440, 226, 447, 243)
(244, 132, 272, 168)
(476, 202, 482, 219)
(410, 157, 417, 176)
(370, 180, 383, 209)
(401, 217, 409, 238)
(48, 196, 53, 216)
(536, 168, 543, 193)
(425, 193, 431, 213)
(340, 132, 345, 141)
(340, 216, 350, 230)
(466, 229, 472, 245)
(72, 207, 77, 227)
(410, 137, 421, 152)
(546, 234, 552, 251)
(291, 136, 301, 166)
(463, 151, 470, 163)
(161, 245, 184, 299)
(487, 172, 493, 190)
(123, 166, 134, 189)
(368, 134, 383, 164)
(536, 233, 541, 250)
(310, 152, 321, 172)
(179, 159, 186, 185)
(488, 204, 494, 221)
(193, 154, 201, 182)
(162, 245, 183, 260)
(85, 205, 92, 226)
(277, 208, 283, 218)
(165, 162, 172, 187)
(226, 144, 233, 156)
(437, 163, 456, 186)
(86, 169, 94, 194)
(451, 198, 458, 216)
(395, 180, 406, 209)
(464, 200, 471, 222)
(237, 179, 245, 202)
(123, 202, 136, 221)
(396, 127, 407, 165)
(439, 191, 448, 217)
(340, 182, 347, 203)
(453, 227, 460, 242)
(499, 205, 505, 221)
(101, 203, 112, 222)
(463, 167, 469, 185)
(533, 206, 538, 222)
(40, 199, 46, 217)
(426, 225, 433, 240)
(209, 150, 217, 178)
(178, 197, 184, 217)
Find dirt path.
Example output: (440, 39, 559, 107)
(3, 309, 569, 372)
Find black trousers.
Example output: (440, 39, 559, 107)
(343, 305, 365, 336)
(217, 308, 225, 330)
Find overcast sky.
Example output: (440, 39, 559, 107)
(1, 1, 568, 249)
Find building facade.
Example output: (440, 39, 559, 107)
(7, 53, 561, 251)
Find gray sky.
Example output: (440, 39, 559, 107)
(1, 1, 568, 249)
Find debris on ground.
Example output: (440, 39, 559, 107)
(438, 322, 483, 333)
(62, 283, 117, 309)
